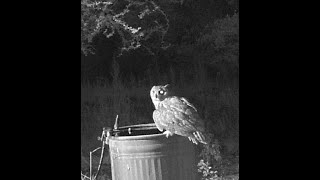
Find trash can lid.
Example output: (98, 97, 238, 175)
(105, 123, 163, 139)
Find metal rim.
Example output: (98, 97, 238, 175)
(107, 123, 169, 140)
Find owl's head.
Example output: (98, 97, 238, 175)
(150, 84, 170, 108)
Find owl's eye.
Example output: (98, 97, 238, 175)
(159, 90, 165, 95)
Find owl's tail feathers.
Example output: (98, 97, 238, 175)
(190, 131, 208, 145)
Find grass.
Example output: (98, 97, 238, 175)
(81, 73, 239, 180)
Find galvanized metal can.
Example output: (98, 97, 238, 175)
(107, 123, 197, 180)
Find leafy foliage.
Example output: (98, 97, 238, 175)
(198, 159, 219, 180)
(81, 0, 172, 56)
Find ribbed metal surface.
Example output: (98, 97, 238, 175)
(108, 129, 197, 180)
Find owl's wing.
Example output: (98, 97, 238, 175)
(163, 97, 207, 144)
(180, 97, 198, 112)
(180, 98, 205, 131)
(164, 97, 205, 133)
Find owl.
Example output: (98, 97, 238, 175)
(150, 84, 207, 145)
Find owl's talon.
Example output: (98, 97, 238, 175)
(163, 130, 173, 138)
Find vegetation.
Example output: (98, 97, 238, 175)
(81, 0, 238, 179)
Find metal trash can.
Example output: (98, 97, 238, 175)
(106, 123, 197, 180)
